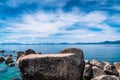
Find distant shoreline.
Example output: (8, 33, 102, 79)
(0, 40, 120, 45)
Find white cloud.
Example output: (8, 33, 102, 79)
(109, 14, 120, 24)
(1, 9, 120, 43)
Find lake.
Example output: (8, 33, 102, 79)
(0, 44, 120, 80)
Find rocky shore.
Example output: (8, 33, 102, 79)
(1, 48, 120, 80)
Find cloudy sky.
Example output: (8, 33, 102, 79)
(0, 0, 120, 43)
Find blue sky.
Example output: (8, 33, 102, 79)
(0, 0, 120, 43)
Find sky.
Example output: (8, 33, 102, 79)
(0, 0, 120, 43)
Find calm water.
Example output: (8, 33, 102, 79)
(0, 44, 120, 80)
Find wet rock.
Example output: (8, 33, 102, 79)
(85, 60, 90, 64)
(8, 63, 15, 67)
(104, 63, 119, 76)
(18, 48, 85, 80)
(5, 56, 14, 64)
(114, 62, 120, 74)
(92, 66, 106, 78)
(0, 56, 5, 62)
(0, 50, 5, 53)
(24, 49, 36, 55)
(91, 75, 119, 80)
(83, 64, 92, 79)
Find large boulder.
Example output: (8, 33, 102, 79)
(91, 75, 119, 80)
(83, 64, 92, 79)
(92, 66, 106, 78)
(17, 48, 85, 80)
(104, 63, 119, 76)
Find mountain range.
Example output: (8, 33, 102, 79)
(0, 40, 120, 45)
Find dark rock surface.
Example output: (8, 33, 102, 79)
(18, 48, 85, 80)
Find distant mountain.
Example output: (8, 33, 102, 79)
(100, 40, 120, 44)
(0, 40, 120, 45)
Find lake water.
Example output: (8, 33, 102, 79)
(0, 44, 120, 80)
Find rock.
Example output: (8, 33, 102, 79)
(114, 62, 120, 74)
(5, 56, 12, 60)
(91, 75, 119, 80)
(91, 59, 99, 65)
(17, 51, 24, 60)
(24, 49, 36, 55)
(92, 66, 106, 78)
(17, 49, 85, 80)
(38, 52, 42, 54)
(5, 56, 14, 64)
(104, 63, 119, 76)
(0, 67, 8, 73)
(60, 48, 85, 77)
(91, 60, 108, 69)
(85, 60, 90, 64)
(98, 61, 109, 69)
(0, 56, 5, 62)
(11, 76, 21, 80)
(0, 50, 5, 53)
(8, 63, 15, 67)
(83, 64, 92, 79)
(60, 48, 84, 59)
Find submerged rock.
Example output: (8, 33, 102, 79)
(18, 48, 85, 80)
(0, 67, 8, 73)
(91, 75, 119, 80)
(11, 76, 21, 80)
(8, 63, 15, 67)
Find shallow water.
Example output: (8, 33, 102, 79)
(0, 44, 120, 80)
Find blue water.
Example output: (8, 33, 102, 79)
(0, 44, 120, 80)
